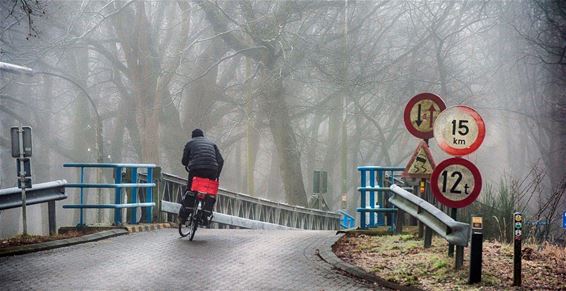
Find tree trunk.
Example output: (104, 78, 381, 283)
(258, 67, 307, 206)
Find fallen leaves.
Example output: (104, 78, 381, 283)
(334, 233, 566, 290)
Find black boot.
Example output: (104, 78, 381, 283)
(201, 195, 216, 226)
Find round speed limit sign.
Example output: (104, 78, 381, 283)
(431, 157, 482, 208)
(433, 106, 485, 156)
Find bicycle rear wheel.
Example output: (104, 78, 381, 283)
(178, 211, 193, 237)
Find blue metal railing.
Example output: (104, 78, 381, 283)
(357, 166, 405, 230)
(338, 209, 356, 229)
(63, 163, 156, 226)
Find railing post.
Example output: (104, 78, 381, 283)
(130, 167, 138, 224)
(114, 166, 122, 225)
(369, 169, 376, 227)
(360, 169, 367, 228)
(377, 169, 385, 226)
(147, 167, 153, 223)
(79, 167, 85, 226)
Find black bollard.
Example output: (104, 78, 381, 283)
(513, 212, 522, 287)
(469, 216, 483, 284)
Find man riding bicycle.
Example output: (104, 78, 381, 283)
(179, 128, 224, 226)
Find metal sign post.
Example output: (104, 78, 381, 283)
(403, 93, 446, 248)
(11, 126, 33, 236)
(513, 212, 523, 286)
(431, 157, 482, 270)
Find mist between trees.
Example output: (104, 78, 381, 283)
(0, 1, 564, 237)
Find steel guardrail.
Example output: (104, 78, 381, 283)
(0, 180, 67, 235)
(0, 180, 67, 210)
(389, 184, 470, 246)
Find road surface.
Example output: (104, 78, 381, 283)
(0, 229, 376, 290)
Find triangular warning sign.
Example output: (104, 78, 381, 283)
(404, 141, 436, 178)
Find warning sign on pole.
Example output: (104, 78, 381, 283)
(404, 141, 436, 178)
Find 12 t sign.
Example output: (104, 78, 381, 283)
(431, 157, 482, 208)
(434, 106, 485, 156)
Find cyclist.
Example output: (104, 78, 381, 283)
(179, 128, 224, 226)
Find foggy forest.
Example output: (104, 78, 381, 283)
(0, 0, 564, 239)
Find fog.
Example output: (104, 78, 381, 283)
(0, 0, 564, 238)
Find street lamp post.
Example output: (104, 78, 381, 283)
(1, 61, 105, 223)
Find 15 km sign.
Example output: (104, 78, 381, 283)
(404, 93, 446, 140)
(433, 106, 485, 156)
(431, 157, 482, 208)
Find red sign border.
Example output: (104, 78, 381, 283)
(434, 105, 486, 156)
(431, 157, 482, 209)
(404, 93, 447, 140)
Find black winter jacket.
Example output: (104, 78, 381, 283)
(181, 136, 224, 176)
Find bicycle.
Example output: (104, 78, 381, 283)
(178, 177, 219, 240)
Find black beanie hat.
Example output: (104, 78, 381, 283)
(192, 128, 204, 138)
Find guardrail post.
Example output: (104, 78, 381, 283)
(387, 169, 396, 231)
(455, 246, 464, 269)
(423, 180, 433, 248)
(448, 208, 457, 257)
(48, 200, 56, 235)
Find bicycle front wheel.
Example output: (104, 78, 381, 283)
(189, 216, 198, 241)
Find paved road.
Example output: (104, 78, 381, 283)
(0, 229, 376, 290)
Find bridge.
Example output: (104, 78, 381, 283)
(0, 166, 375, 290)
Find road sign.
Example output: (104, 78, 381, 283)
(404, 93, 446, 140)
(16, 158, 31, 177)
(18, 177, 32, 189)
(563, 211, 566, 229)
(431, 157, 482, 208)
(313, 170, 328, 193)
(404, 141, 436, 178)
(433, 106, 485, 156)
(472, 216, 483, 230)
(11, 126, 32, 157)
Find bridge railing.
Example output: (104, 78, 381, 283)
(151, 172, 340, 230)
(338, 210, 356, 229)
(357, 166, 408, 230)
(63, 163, 156, 226)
